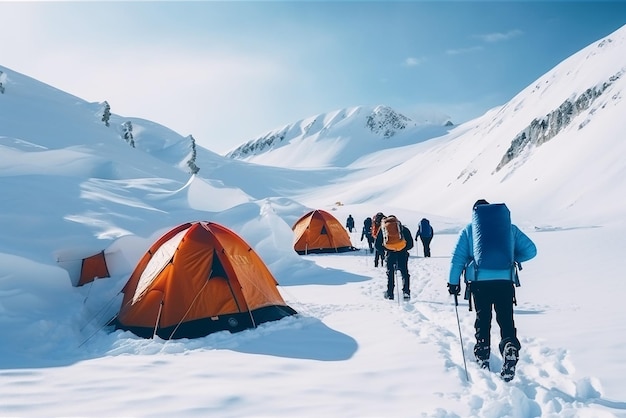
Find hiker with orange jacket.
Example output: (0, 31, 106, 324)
(375, 215, 414, 300)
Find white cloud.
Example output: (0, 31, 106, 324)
(474, 29, 523, 43)
(404, 57, 424, 67)
(445, 46, 484, 55)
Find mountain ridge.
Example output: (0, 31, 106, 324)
(224, 104, 454, 168)
(1, 25, 626, 229)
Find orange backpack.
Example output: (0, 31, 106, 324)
(371, 212, 384, 237)
(381, 215, 406, 251)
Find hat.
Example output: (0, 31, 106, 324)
(473, 199, 489, 210)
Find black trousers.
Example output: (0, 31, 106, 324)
(374, 249, 385, 266)
(419, 236, 432, 257)
(385, 251, 410, 294)
(470, 280, 521, 360)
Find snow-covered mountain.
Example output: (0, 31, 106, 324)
(390, 27, 626, 224)
(226, 105, 454, 167)
(221, 25, 626, 225)
(2, 23, 625, 234)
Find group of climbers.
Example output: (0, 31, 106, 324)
(344, 200, 536, 382)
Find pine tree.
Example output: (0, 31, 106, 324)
(186, 135, 200, 174)
(101, 101, 111, 127)
(121, 121, 135, 148)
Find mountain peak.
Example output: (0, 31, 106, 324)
(365, 105, 413, 138)
(225, 105, 451, 167)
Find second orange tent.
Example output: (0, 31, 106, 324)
(292, 209, 356, 254)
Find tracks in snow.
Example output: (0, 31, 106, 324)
(312, 252, 622, 417)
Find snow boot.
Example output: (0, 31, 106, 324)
(477, 359, 490, 371)
(500, 342, 519, 382)
(474, 341, 490, 371)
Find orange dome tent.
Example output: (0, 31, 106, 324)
(292, 209, 356, 255)
(113, 221, 296, 339)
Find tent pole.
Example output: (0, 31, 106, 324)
(247, 307, 257, 329)
(152, 299, 164, 339)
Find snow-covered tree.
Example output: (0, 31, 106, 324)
(121, 121, 135, 148)
(186, 135, 200, 174)
(101, 101, 111, 127)
(0, 70, 6, 94)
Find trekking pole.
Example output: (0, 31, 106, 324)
(454, 293, 469, 382)
(395, 267, 400, 305)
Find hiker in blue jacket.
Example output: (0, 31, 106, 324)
(447, 199, 537, 381)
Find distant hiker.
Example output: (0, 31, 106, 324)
(375, 215, 414, 300)
(371, 212, 386, 267)
(415, 218, 434, 257)
(361, 217, 374, 253)
(448, 199, 537, 382)
(346, 214, 355, 233)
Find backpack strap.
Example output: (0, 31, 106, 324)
(511, 261, 523, 306)
(513, 261, 522, 287)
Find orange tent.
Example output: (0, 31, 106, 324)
(77, 250, 110, 286)
(113, 221, 296, 339)
(292, 209, 355, 255)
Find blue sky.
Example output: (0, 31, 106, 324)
(2, 1, 625, 154)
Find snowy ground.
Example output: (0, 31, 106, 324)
(1, 226, 625, 417)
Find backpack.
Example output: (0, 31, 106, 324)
(381, 216, 406, 251)
(419, 218, 433, 238)
(471, 203, 514, 273)
(371, 213, 384, 237)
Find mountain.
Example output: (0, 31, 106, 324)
(2, 23, 625, 240)
(226, 105, 453, 168)
(391, 26, 626, 224)
(223, 25, 626, 225)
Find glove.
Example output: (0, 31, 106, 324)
(447, 283, 461, 296)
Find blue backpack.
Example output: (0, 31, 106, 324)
(419, 218, 433, 238)
(465, 203, 520, 311)
(471, 203, 514, 273)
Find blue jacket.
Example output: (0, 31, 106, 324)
(448, 223, 537, 285)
